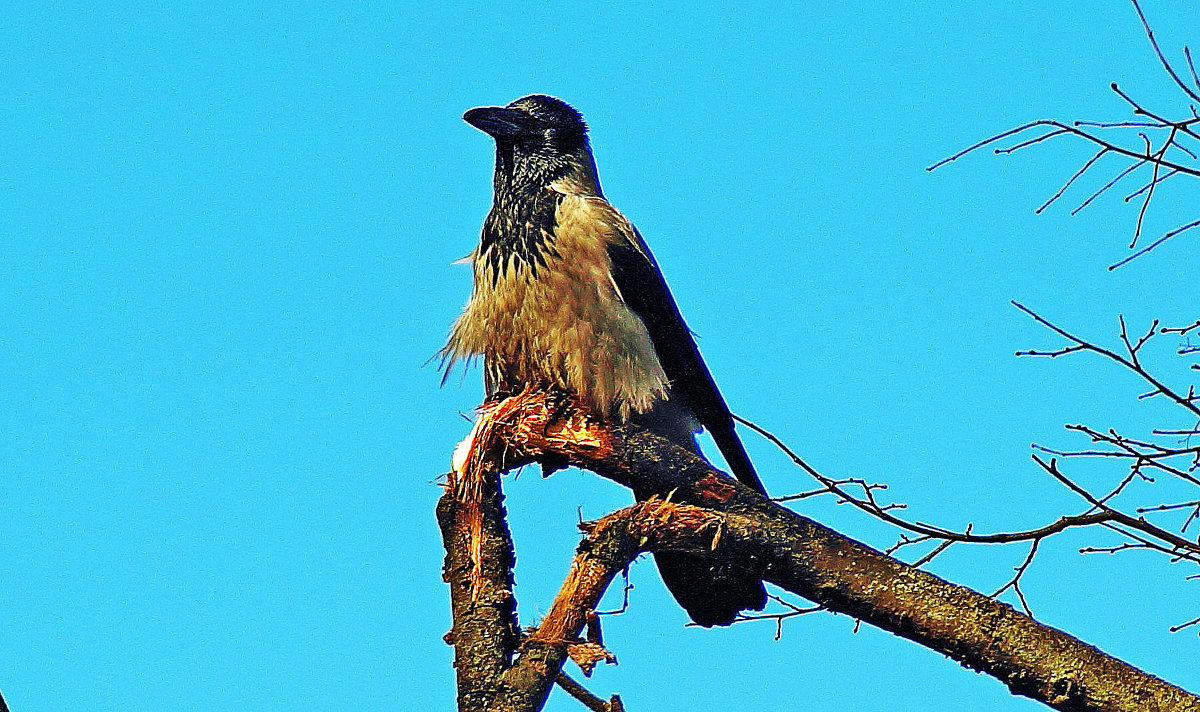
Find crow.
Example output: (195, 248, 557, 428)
(443, 94, 766, 626)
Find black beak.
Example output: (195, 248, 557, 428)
(463, 106, 529, 140)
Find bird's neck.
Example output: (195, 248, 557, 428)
(492, 144, 601, 200)
(478, 148, 600, 284)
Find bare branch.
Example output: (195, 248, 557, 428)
(1032, 455, 1200, 562)
(555, 672, 622, 712)
(734, 413, 1126, 546)
(931, 4, 1200, 267)
(928, 120, 1199, 179)
(473, 391, 1200, 711)
(1072, 157, 1149, 216)
(926, 120, 1054, 171)
(1013, 304, 1200, 420)
(1170, 616, 1200, 634)
(991, 539, 1041, 617)
(1038, 148, 1108, 213)
(995, 128, 1072, 154)
(1187, 46, 1200, 93)
(731, 595, 825, 641)
(911, 537, 958, 568)
(1110, 219, 1200, 270)
(1131, 0, 1200, 104)
(1162, 320, 1200, 336)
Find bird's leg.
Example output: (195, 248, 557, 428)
(543, 385, 578, 424)
(538, 386, 581, 477)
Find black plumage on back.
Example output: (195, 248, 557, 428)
(444, 94, 766, 626)
(606, 233, 765, 494)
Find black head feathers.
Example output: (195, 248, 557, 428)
(464, 94, 589, 154)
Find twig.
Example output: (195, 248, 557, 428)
(595, 568, 633, 616)
(1038, 148, 1108, 213)
(555, 672, 621, 712)
(1032, 455, 1200, 560)
(927, 121, 1199, 178)
(1073, 158, 1150, 216)
(1131, 0, 1200, 104)
(930, 2, 1200, 267)
(1013, 303, 1200, 419)
(991, 539, 1041, 617)
(735, 413, 1122, 545)
(732, 594, 825, 640)
(1110, 219, 1200, 270)
(1170, 615, 1200, 634)
(911, 537, 958, 568)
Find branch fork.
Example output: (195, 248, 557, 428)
(439, 390, 1200, 711)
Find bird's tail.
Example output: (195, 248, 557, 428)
(709, 416, 766, 495)
(655, 552, 767, 627)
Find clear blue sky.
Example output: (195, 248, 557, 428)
(2, 2, 1197, 710)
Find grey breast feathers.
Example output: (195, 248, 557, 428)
(444, 186, 669, 418)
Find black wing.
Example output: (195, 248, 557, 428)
(607, 225, 766, 495)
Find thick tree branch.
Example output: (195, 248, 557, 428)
(489, 498, 725, 711)
(458, 389, 1200, 712)
(437, 446, 520, 711)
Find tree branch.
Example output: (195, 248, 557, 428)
(927, 1, 1200, 268)
(436, 419, 521, 710)
(442, 390, 1200, 712)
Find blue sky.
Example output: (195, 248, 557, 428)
(2, 2, 1198, 710)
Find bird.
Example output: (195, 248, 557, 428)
(442, 94, 766, 626)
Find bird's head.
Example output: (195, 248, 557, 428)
(464, 94, 588, 154)
(464, 95, 598, 192)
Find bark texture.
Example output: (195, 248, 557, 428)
(437, 459, 520, 710)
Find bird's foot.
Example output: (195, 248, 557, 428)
(544, 387, 576, 424)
